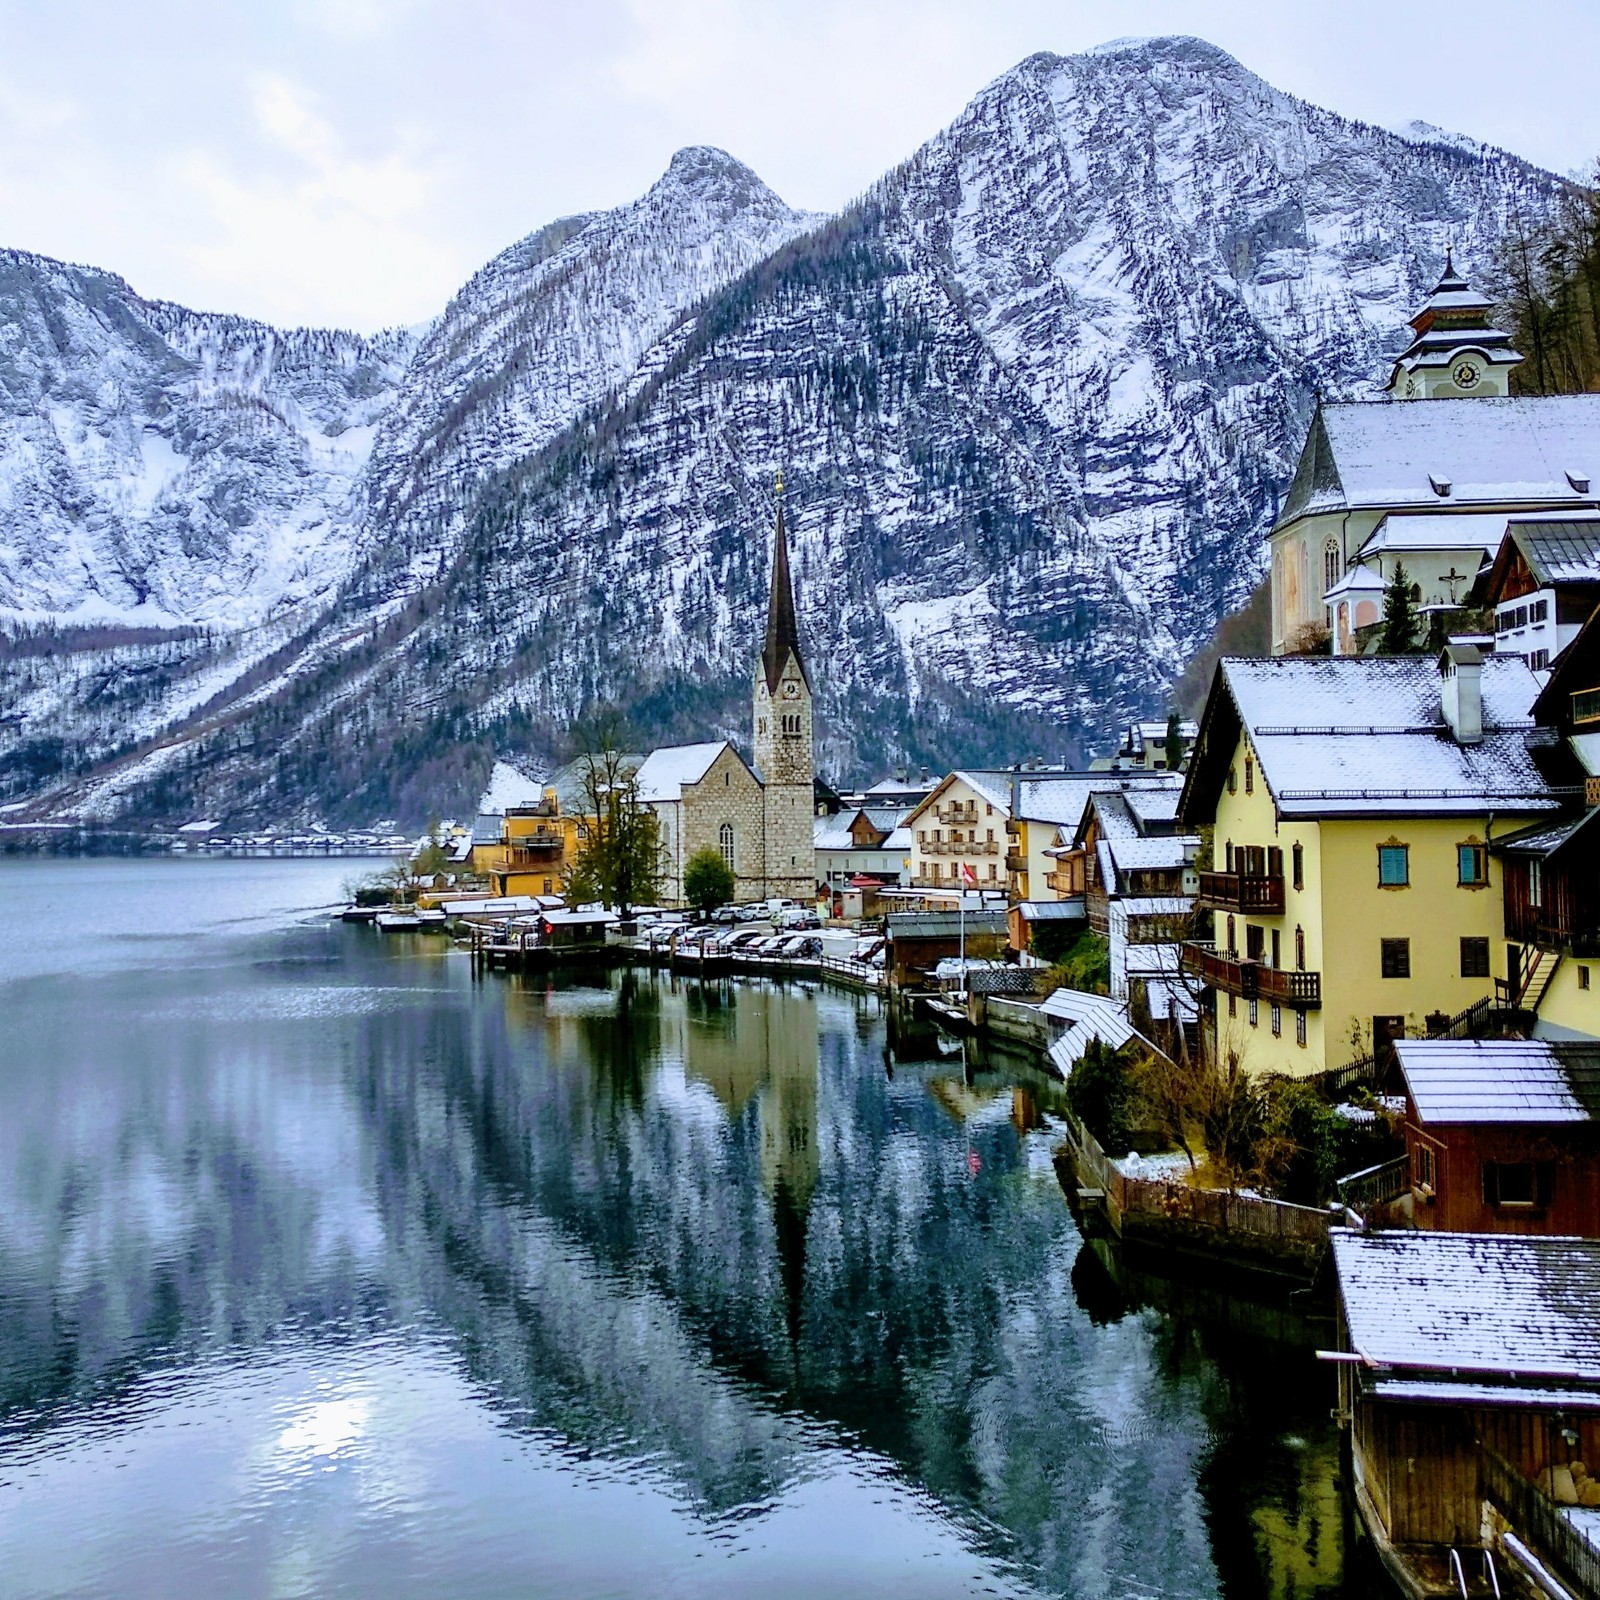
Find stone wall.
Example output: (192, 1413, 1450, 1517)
(679, 745, 769, 903)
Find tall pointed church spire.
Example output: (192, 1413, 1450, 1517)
(762, 471, 807, 693)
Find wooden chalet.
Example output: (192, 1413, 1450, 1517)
(1478, 516, 1600, 674)
(1332, 1229, 1600, 1599)
(1392, 1038, 1600, 1236)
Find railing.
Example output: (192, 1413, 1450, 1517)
(1180, 942, 1322, 1006)
(1311, 1054, 1378, 1096)
(1005, 851, 1026, 873)
(1198, 870, 1285, 914)
(1507, 906, 1600, 958)
(1335, 1156, 1410, 1211)
(1481, 1446, 1600, 1600)
(820, 954, 884, 989)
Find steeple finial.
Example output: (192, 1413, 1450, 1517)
(775, 468, 784, 496)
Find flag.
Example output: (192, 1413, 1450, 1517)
(960, 861, 977, 887)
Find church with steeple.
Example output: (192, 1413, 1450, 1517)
(633, 478, 817, 905)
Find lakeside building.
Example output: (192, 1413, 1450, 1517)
(813, 806, 913, 897)
(637, 487, 817, 906)
(1267, 258, 1600, 656)
(1391, 1038, 1600, 1237)
(1047, 785, 1199, 1033)
(469, 760, 593, 896)
(1176, 651, 1563, 1078)
(904, 772, 1011, 891)
(1331, 1229, 1600, 1600)
(1006, 769, 1182, 901)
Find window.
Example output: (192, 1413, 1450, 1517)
(1324, 540, 1340, 594)
(758, 717, 767, 736)
(543, 878, 553, 895)
(1270, 1002, 1282, 1037)
(1246, 924, 1265, 962)
(986, 828, 994, 842)
(1226, 914, 1237, 955)
(988, 864, 997, 881)
(1460, 937, 1491, 978)
(1381, 938, 1411, 979)
(1228, 766, 1237, 795)
(1295, 1009, 1307, 1048)
(1248, 998, 1258, 1028)
(1458, 843, 1488, 886)
(1292, 841, 1303, 890)
(1574, 688, 1600, 726)
(719, 822, 735, 871)
(724, 770, 730, 786)
(1582, 966, 1593, 992)
(1529, 649, 1550, 672)
(1244, 756, 1254, 794)
(1531, 598, 1549, 623)
(1378, 844, 1410, 887)
(1271, 929, 1281, 970)
(1295, 925, 1306, 970)
(1224, 841, 1235, 872)
(1530, 858, 1545, 908)
(1483, 1161, 1553, 1209)
(1414, 1143, 1436, 1193)
(1228, 992, 1237, 1018)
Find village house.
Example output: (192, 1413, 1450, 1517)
(1177, 651, 1561, 1078)
(1477, 515, 1600, 674)
(1005, 769, 1182, 902)
(1332, 1228, 1600, 1600)
(1267, 257, 1600, 656)
(1392, 1038, 1600, 1237)
(1098, 719, 1199, 772)
(635, 484, 817, 907)
(904, 771, 1011, 892)
(1055, 786, 1200, 1033)
(468, 759, 592, 896)
(813, 805, 913, 897)
(1490, 608, 1600, 1040)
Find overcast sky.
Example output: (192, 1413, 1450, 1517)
(2, 0, 1596, 332)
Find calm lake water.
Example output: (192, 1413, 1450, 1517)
(0, 859, 1372, 1599)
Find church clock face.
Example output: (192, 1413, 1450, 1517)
(1453, 359, 1481, 389)
(782, 681, 800, 699)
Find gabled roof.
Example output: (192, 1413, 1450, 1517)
(1012, 769, 1181, 831)
(1356, 510, 1510, 560)
(1494, 806, 1600, 859)
(1487, 517, 1600, 597)
(1395, 1038, 1600, 1124)
(904, 771, 1012, 828)
(634, 741, 736, 803)
(1333, 1230, 1600, 1389)
(1277, 395, 1600, 530)
(1180, 655, 1558, 823)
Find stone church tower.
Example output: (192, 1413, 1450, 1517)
(753, 475, 816, 901)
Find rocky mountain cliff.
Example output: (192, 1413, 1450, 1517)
(0, 37, 1572, 825)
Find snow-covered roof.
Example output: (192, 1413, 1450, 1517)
(478, 760, 546, 815)
(863, 805, 911, 830)
(883, 826, 912, 850)
(1213, 656, 1559, 818)
(1039, 988, 1153, 1075)
(634, 741, 730, 802)
(1504, 518, 1600, 587)
(1324, 563, 1387, 601)
(813, 824, 855, 851)
(1395, 1038, 1600, 1124)
(1333, 1230, 1600, 1386)
(1280, 396, 1600, 527)
(1016, 899, 1086, 922)
(1357, 510, 1510, 559)
(472, 813, 504, 845)
(1012, 770, 1182, 830)
(1108, 836, 1194, 871)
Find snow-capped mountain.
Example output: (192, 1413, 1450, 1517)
(0, 38, 1573, 825)
(0, 254, 414, 628)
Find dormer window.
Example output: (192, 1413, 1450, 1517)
(1569, 470, 1591, 494)
(1429, 474, 1453, 498)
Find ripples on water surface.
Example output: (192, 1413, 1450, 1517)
(0, 859, 1369, 1599)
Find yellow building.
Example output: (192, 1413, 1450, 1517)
(1008, 770, 1183, 902)
(904, 771, 1010, 892)
(468, 759, 591, 897)
(1177, 648, 1558, 1077)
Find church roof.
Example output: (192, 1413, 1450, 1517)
(762, 496, 808, 694)
(635, 741, 733, 802)
(1277, 395, 1600, 529)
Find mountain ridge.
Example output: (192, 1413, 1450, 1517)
(0, 37, 1574, 825)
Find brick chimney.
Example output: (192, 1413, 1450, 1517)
(1439, 641, 1483, 745)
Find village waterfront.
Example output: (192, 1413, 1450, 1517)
(0, 857, 1377, 1600)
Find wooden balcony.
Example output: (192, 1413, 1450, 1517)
(1507, 905, 1600, 958)
(1197, 870, 1285, 915)
(1180, 941, 1321, 1007)
(1004, 850, 1026, 874)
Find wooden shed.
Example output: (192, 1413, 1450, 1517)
(1332, 1229, 1600, 1598)
(1393, 1038, 1600, 1237)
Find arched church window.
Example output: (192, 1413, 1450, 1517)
(719, 823, 735, 871)
(1324, 541, 1340, 595)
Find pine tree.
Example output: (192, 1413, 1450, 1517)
(1164, 710, 1185, 771)
(1379, 563, 1421, 655)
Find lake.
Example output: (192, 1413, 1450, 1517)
(0, 859, 1373, 1598)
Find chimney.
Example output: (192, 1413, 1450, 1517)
(1440, 641, 1483, 745)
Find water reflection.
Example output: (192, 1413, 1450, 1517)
(0, 865, 1363, 1598)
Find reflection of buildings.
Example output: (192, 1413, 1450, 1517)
(679, 985, 819, 1361)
